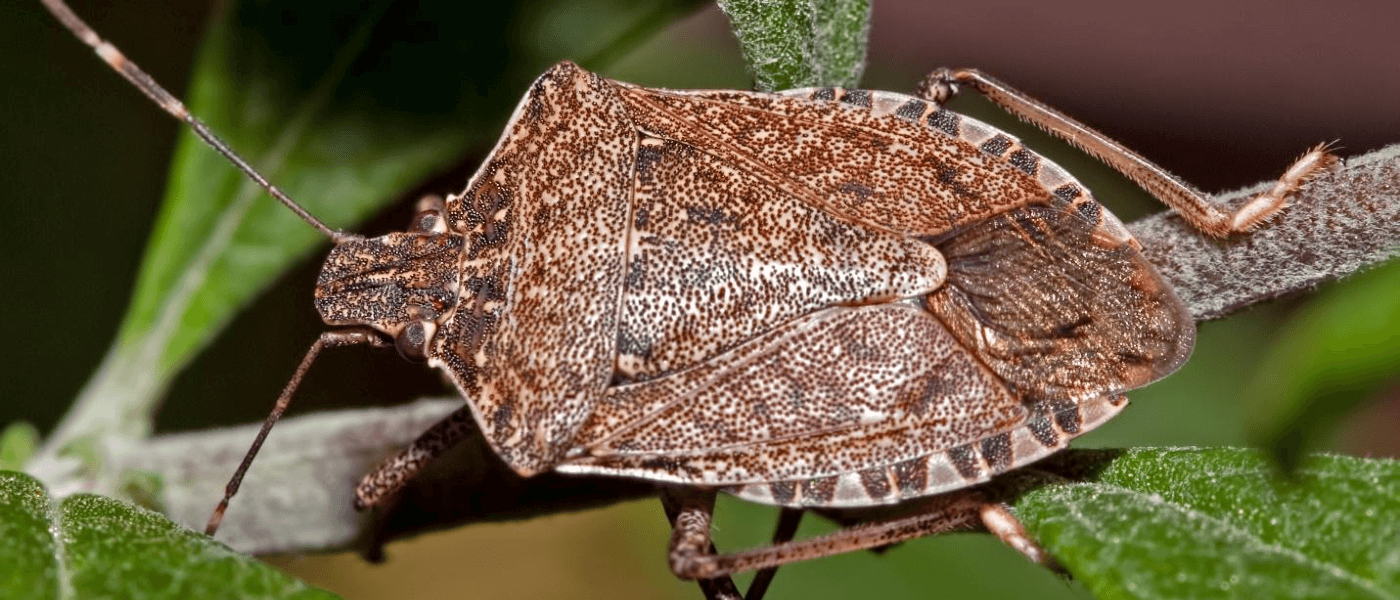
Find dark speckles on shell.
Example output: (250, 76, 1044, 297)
(625, 259, 646, 289)
(524, 85, 546, 122)
(895, 99, 926, 122)
(1053, 183, 1083, 203)
(616, 327, 653, 360)
(1076, 200, 1103, 224)
(979, 134, 1013, 157)
(927, 109, 960, 136)
(903, 375, 946, 415)
(812, 87, 836, 101)
(315, 232, 463, 331)
(492, 404, 512, 432)
(948, 445, 982, 480)
(893, 457, 928, 494)
(1027, 414, 1060, 448)
(980, 432, 1013, 471)
(839, 181, 875, 202)
(464, 274, 507, 303)
(464, 183, 511, 259)
(1054, 404, 1083, 434)
(800, 476, 837, 503)
(859, 467, 892, 499)
(429, 62, 637, 475)
(1008, 149, 1039, 175)
(839, 89, 872, 108)
(768, 480, 796, 504)
(684, 205, 730, 225)
(635, 145, 664, 182)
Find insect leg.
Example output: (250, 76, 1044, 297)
(354, 403, 476, 510)
(915, 68, 1337, 237)
(661, 488, 744, 600)
(665, 488, 989, 580)
(978, 503, 1060, 571)
(743, 508, 804, 600)
(206, 328, 391, 536)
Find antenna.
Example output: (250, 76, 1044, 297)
(41, 0, 354, 244)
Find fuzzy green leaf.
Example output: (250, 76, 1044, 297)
(0, 471, 334, 599)
(1015, 448, 1400, 600)
(1242, 260, 1400, 469)
(718, 0, 870, 91)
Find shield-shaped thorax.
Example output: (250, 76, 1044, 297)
(418, 62, 1189, 478)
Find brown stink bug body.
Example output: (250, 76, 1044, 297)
(43, 1, 1335, 597)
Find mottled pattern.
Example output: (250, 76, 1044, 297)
(616, 86, 1049, 237)
(926, 204, 1193, 404)
(562, 304, 1028, 484)
(320, 62, 1196, 500)
(554, 73, 1186, 504)
(720, 394, 1127, 507)
(426, 63, 636, 474)
(618, 135, 945, 380)
(316, 232, 462, 335)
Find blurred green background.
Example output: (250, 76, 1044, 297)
(4, 0, 1398, 598)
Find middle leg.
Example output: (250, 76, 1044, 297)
(663, 487, 1055, 581)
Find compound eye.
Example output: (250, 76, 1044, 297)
(395, 321, 429, 362)
(410, 209, 444, 234)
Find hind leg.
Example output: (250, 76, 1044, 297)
(916, 68, 1335, 237)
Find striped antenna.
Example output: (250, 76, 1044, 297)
(40, 0, 354, 244)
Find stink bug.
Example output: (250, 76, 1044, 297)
(40, 0, 1336, 598)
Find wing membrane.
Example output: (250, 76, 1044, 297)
(926, 203, 1194, 403)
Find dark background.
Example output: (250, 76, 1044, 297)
(4, 1, 1397, 598)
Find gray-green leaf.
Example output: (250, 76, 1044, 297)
(718, 0, 871, 91)
(0, 471, 335, 599)
(1015, 448, 1400, 600)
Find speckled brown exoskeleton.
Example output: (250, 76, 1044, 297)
(44, 1, 1336, 597)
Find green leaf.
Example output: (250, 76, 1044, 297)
(717, 0, 871, 91)
(0, 471, 335, 599)
(52, 0, 706, 453)
(0, 422, 38, 471)
(1241, 260, 1400, 469)
(1015, 448, 1400, 600)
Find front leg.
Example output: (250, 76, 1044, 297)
(355, 404, 475, 510)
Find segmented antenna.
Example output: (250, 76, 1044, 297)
(41, 0, 353, 244)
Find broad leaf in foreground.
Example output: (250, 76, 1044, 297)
(0, 471, 335, 599)
(1015, 448, 1400, 600)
